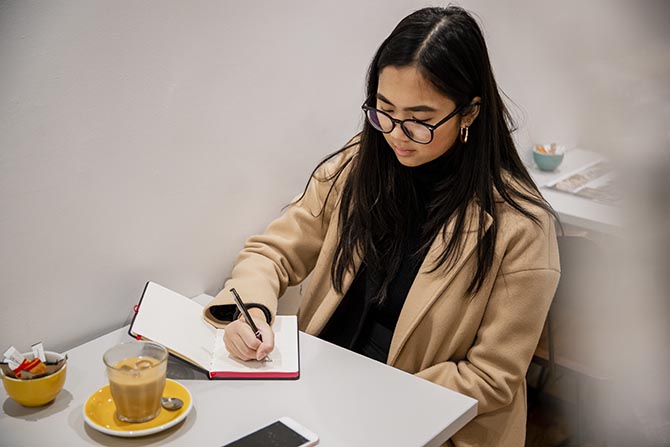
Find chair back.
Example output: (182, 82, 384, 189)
(535, 235, 609, 380)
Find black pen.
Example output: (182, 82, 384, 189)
(230, 288, 263, 342)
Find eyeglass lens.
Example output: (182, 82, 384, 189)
(365, 109, 433, 143)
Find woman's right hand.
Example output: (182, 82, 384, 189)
(223, 308, 275, 361)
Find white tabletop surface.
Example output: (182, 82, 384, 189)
(1, 295, 477, 447)
(527, 148, 622, 235)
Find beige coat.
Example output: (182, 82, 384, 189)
(204, 144, 560, 446)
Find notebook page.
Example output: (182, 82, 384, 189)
(132, 282, 216, 371)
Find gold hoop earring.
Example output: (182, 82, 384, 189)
(460, 126, 469, 144)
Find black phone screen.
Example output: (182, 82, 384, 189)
(222, 421, 309, 447)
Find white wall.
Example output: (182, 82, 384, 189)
(1, 0, 667, 374)
(0, 0, 400, 349)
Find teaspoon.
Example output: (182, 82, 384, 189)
(161, 397, 184, 411)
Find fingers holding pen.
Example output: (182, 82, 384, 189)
(255, 321, 275, 361)
(228, 289, 276, 361)
(223, 319, 262, 361)
(222, 305, 276, 361)
(239, 310, 275, 361)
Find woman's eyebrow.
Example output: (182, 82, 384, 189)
(376, 93, 438, 112)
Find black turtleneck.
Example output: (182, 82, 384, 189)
(319, 148, 459, 363)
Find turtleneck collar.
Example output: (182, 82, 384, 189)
(410, 144, 461, 194)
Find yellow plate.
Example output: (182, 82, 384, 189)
(83, 379, 192, 437)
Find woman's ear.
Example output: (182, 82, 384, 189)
(461, 96, 482, 127)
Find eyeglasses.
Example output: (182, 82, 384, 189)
(362, 99, 476, 144)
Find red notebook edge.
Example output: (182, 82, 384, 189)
(208, 371, 300, 380)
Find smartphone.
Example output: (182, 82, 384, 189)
(221, 416, 319, 447)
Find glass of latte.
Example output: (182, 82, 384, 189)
(103, 341, 168, 423)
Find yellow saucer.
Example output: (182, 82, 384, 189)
(83, 379, 192, 437)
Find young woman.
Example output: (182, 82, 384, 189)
(204, 6, 560, 446)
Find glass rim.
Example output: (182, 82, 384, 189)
(103, 340, 168, 369)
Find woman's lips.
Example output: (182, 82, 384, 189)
(393, 147, 415, 157)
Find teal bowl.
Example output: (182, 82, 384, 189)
(533, 150, 564, 172)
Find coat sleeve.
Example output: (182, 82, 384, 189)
(203, 148, 354, 327)
(416, 210, 560, 415)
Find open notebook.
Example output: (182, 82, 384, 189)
(129, 281, 299, 380)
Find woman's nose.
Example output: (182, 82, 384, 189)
(390, 123, 410, 142)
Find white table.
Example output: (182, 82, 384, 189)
(1, 295, 477, 447)
(527, 148, 622, 235)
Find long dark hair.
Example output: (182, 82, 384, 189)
(298, 6, 558, 302)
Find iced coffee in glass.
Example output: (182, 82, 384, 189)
(103, 341, 167, 423)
